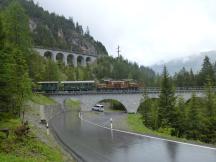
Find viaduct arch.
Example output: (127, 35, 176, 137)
(34, 48, 97, 67)
(51, 92, 204, 113)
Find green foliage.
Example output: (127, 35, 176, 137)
(93, 56, 156, 86)
(12, 48, 32, 115)
(198, 56, 215, 85)
(0, 16, 4, 49)
(94, 41, 108, 55)
(173, 56, 216, 87)
(140, 65, 216, 144)
(65, 98, 80, 111)
(0, 0, 109, 55)
(2, 0, 31, 53)
(30, 94, 56, 105)
(0, 1, 32, 116)
(171, 97, 186, 137)
(44, 60, 61, 81)
(158, 66, 176, 127)
(173, 67, 195, 87)
(185, 93, 204, 140)
(139, 98, 159, 130)
(0, 117, 63, 162)
(0, 48, 15, 111)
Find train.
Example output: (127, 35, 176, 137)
(36, 79, 141, 92)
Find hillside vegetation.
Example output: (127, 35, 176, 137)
(0, 0, 108, 56)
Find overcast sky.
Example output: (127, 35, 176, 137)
(34, 0, 216, 66)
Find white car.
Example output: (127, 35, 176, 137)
(92, 104, 104, 112)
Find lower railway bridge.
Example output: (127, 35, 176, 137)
(49, 88, 207, 113)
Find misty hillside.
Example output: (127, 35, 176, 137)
(151, 51, 216, 75)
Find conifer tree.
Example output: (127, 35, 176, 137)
(198, 56, 214, 85)
(171, 97, 186, 137)
(186, 93, 204, 140)
(1, 1, 32, 115)
(0, 18, 15, 112)
(3, 0, 32, 53)
(158, 66, 176, 127)
(140, 89, 151, 127)
(0, 16, 4, 50)
(201, 79, 216, 143)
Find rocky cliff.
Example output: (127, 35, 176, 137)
(0, 0, 108, 56)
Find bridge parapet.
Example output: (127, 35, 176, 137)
(43, 87, 214, 96)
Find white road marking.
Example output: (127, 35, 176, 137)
(79, 112, 216, 151)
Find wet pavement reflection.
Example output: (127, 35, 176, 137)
(50, 111, 216, 162)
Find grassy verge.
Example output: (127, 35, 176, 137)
(127, 114, 209, 146)
(30, 94, 56, 105)
(65, 98, 80, 111)
(0, 114, 63, 162)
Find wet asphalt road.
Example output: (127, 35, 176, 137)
(50, 110, 216, 162)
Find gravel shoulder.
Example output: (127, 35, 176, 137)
(25, 101, 76, 162)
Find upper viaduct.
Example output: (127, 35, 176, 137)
(34, 47, 98, 67)
(50, 88, 207, 113)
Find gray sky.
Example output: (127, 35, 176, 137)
(34, 0, 216, 66)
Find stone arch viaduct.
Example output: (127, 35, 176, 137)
(34, 47, 98, 67)
(51, 91, 205, 113)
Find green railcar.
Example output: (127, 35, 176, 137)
(38, 81, 59, 92)
(62, 81, 95, 91)
(37, 81, 96, 92)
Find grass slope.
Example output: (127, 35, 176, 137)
(0, 94, 66, 162)
(127, 114, 208, 146)
(0, 114, 63, 162)
(65, 98, 80, 111)
(30, 94, 56, 105)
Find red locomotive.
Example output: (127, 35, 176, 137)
(96, 79, 141, 90)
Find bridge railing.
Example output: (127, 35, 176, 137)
(37, 87, 216, 95)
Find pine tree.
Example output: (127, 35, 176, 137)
(189, 69, 195, 86)
(186, 93, 204, 140)
(1, 1, 32, 115)
(201, 79, 216, 143)
(171, 97, 186, 137)
(198, 56, 215, 85)
(140, 89, 151, 127)
(44, 60, 60, 81)
(0, 17, 15, 112)
(0, 16, 4, 50)
(158, 66, 176, 127)
(12, 48, 31, 116)
(204, 79, 215, 117)
(3, 0, 32, 53)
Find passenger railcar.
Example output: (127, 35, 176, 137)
(37, 81, 59, 92)
(38, 81, 96, 92)
(62, 81, 95, 91)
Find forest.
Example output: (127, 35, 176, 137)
(139, 64, 216, 144)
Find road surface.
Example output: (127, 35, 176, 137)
(50, 109, 216, 162)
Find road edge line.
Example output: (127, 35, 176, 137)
(79, 112, 216, 151)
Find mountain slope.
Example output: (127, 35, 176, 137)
(151, 51, 216, 75)
(0, 0, 108, 55)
